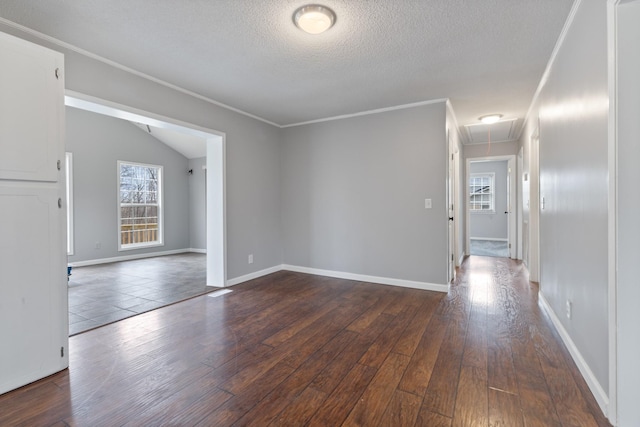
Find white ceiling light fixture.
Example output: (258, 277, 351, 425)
(479, 114, 503, 124)
(293, 5, 336, 34)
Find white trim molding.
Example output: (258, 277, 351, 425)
(282, 265, 449, 293)
(225, 265, 283, 287)
(538, 293, 610, 419)
(226, 264, 450, 293)
(469, 237, 508, 242)
(68, 248, 191, 267)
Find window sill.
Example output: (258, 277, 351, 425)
(118, 242, 164, 251)
(470, 210, 496, 215)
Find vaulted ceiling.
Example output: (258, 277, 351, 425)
(0, 0, 575, 142)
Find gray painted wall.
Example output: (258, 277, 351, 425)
(520, 0, 609, 399)
(469, 160, 508, 240)
(281, 102, 448, 285)
(66, 107, 190, 262)
(0, 22, 284, 280)
(188, 157, 206, 250)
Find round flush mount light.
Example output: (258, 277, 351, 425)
(479, 114, 503, 124)
(293, 4, 336, 34)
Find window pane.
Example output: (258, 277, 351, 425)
(119, 162, 162, 248)
(469, 173, 494, 211)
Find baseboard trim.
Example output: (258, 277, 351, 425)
(225, 265, 283, 287)
(69, 248, 192, 267)
(189, 248, 206, 254)
(458, 252, 466, 266)
(282, 264, 448, 293)
(469, 237, 508, 242)
(538, 293, 609, 418)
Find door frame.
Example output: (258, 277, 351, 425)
(465, 154, 517, 258)
(65, 91, 228, 287)
(447, 132, 458, 282)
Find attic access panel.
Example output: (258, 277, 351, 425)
(464, 119, 518, 144)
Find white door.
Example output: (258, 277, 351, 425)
(0, 31, 67, 394)
(448, 137, 455, 282)
(507, 157, 516, 258)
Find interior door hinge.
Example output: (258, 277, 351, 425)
(55, 68, 60, 79)
(57, 160, 61, 170)
(58, 198, 62, 208)
(61, 346, 64, 357)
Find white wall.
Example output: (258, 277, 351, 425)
(281, 102, 448, 285)
(66, 107, 190, 262)
(469, 160, 508, 240)
(520, 0, 610, 411)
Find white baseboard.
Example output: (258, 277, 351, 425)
(225, 265, 283, 287)
(469, 237, 508, 242)
(538, 293, 609, 418)
(69, 248, 192, 267)
(189, 248, 206, 254)
(281, 264, 448, 293)
(458, 252, 466, 266)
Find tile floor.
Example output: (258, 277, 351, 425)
(469, 239, 509, 257)
(68, 252, 207, 335)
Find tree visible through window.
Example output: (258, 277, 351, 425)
(118, 161, 163, 249)
(469, 173, 495, 212)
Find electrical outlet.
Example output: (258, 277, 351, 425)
(566, 300, 572, 319)
(248, 254, 253, 264)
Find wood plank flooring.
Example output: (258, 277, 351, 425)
(0, 256, 610, 426)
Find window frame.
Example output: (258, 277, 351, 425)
(469, 172, 495, 213)
(117, 160, 164, 251)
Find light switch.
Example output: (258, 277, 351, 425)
(425, 199, 432, 209)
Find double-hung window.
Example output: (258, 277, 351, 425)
(118, 161, 163, 250)
(469, 173, 495, 212)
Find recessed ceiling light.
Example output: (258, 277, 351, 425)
(479, 114, 503, 124)
(293, 5, 336, 34)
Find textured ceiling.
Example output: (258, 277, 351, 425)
(0, 0, 575, 137)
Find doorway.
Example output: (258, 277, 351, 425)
(64, 93, 226, 333)
(466, 155, 516, 258)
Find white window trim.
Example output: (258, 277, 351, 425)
(469, 172, 496, 213)
(117, 160, 164, 251)
(65, 152, 74, 256)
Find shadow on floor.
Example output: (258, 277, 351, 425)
(68, 253, 208, 335)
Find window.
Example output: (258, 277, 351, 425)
(65, 152, 74, 255)
(118, 161, 163, 250)
(469, 173, 495, 212)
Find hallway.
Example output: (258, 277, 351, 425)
(1, 256, 609, 425)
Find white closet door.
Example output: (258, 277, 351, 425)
(0, 31, 64, 182)
(0, 31, 67, 395)
(0, 183, 68, 393)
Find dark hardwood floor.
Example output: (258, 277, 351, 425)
(0, 256, 610, 426)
